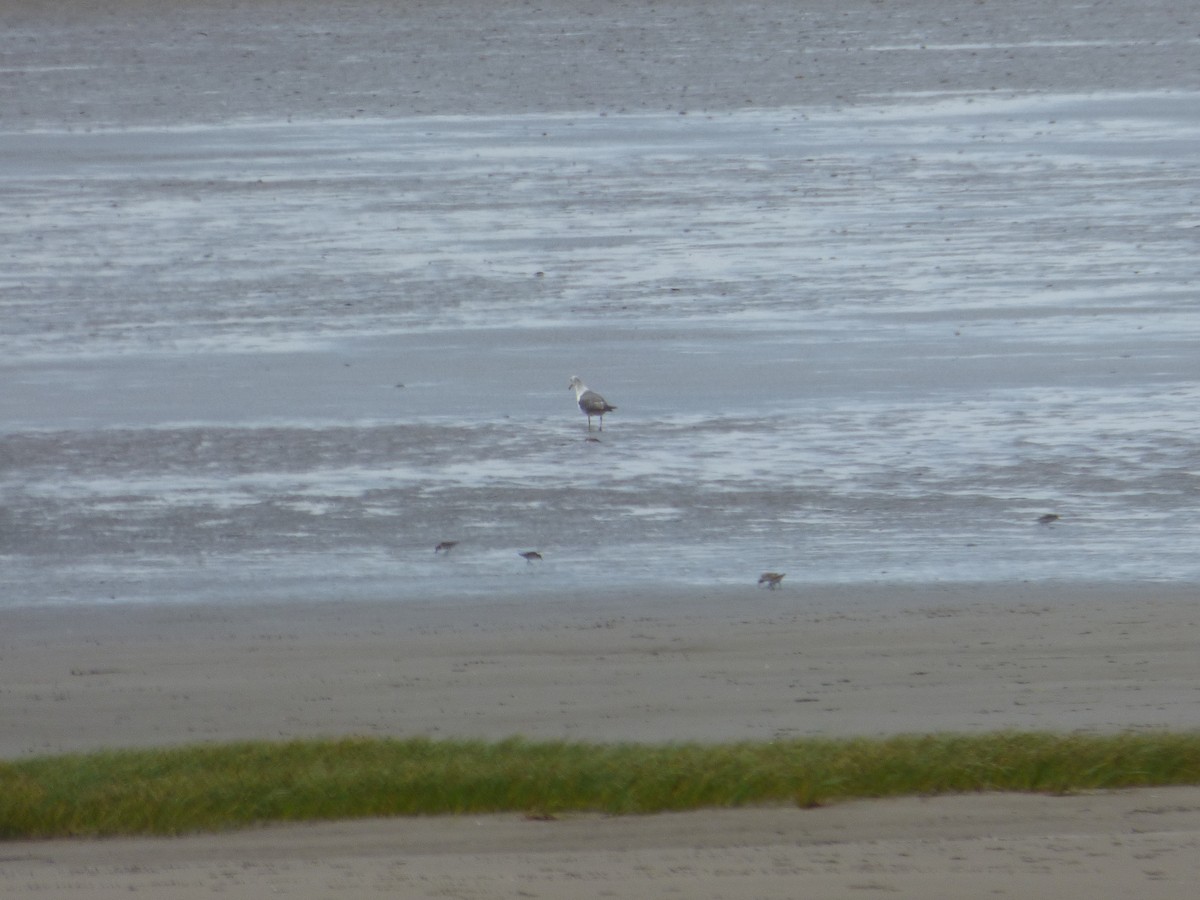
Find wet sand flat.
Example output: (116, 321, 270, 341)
(5, 0, 1200, 598)
(4, 0, 1200, 128)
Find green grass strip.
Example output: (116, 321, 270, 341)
(3, 732, 1199, 839)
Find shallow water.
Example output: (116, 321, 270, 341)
(3, 92, 1200, 606)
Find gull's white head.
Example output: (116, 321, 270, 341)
(568, 375, 586, 398)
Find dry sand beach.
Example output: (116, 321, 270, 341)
(5, 584, 1200, 756)
(4, 790, 1200, 899)
(4, 0, 1200, 896)
(3, 585, 1200, 897)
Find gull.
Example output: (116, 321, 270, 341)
(434, 541, 459, 554)
(568, 376, 616, 431)
(758, 572, 785, 590)
(519, 551, 543, 564)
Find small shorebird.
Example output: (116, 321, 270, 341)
(519, 551, 543, 564)
(568, 376, 617, 431)
(758, 572, 785, 590)
(1036, 514, 1060, 525)
(434, 541, 459, 554)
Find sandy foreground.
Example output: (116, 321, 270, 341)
(3, 583, 1199, 898)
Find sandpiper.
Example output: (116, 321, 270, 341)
(519, 551, 543, 564)
(568, 376, 617, 431)
(758, 572, 785, 590)
(1036, 514, 1060, 525)
(434, 541, 459, 554)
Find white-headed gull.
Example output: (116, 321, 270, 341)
(568, 376, 617, 431)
